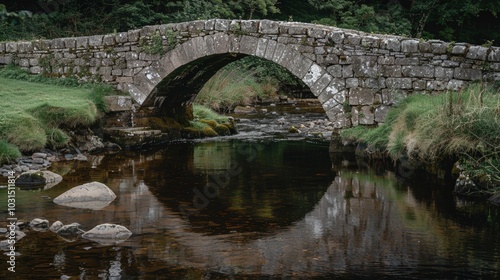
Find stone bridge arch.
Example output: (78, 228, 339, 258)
(1, 19, 499, 127)
(127, 31, 344, 125)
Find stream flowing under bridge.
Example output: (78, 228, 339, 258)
(1, 19, 499, 127)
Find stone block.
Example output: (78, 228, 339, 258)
(454, 68, 482, 80)
(413, 80, 427, 90)
(435, 67, 454, 80)
(103, 35, 116, 46)
(381, 38, 400, 52)
(418, 42, 431, 52)
(352, 56, 378, 77)
(352, 106, 375, 125)
(18, 42, 33, 53)
(287, 26, 307, 35)
(327, 65, 342, 78)
(52, 38, 65, 49)
(63, 38, 76, 49)
(259, 20, 279, 34)
(29, 58, 39, 66)
(378, 56, 395, 65)
(115, 32, 128, 43)
(345, 34, 361, 45)
(6, 42, 18, 53)
(215, 19, 231, 31)
(361, 36, 379, 48)
(303, 63, 326, 87)
(375, 105, 390, 123)
(381, 89, 405, 105)
(76, 37, 89, 48)
(395, 57, 419, 65)
(239, 35, 259, 55)
(255, 38, 269, 58)
(328, 31, 344, 45)
(386, 78, 412, 89)
(401, 39, 419, 53)
(19, 59, 30, 67)
(204, 19, 216, 31)
(308, 28, 326, 39)
(426, 80, 447, 91)
(104, 96, 133, 112)
(488, 47, 500, 62)
(310, 73, 333, 95)
(342, 65, 353, 78)
(451, 44, 467, 55)
(349, 88, 376, 105)
(127, 29, 141, 42)
(288, 55, 313, 80)
(0, 42, 5, 52)
(381, 65, 401, 77)
(402, 65, 434, 78)
(89, 35, 104, 47)
(362, 78, 385, 89)
(466, 45, 488, 60)
(447, 79, 466, 91)
(431, 42, 448, 54)
(241, 20, 258, 33)
(346, 78, 359, 88)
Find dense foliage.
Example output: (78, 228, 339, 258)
(2, 0, 499, 44)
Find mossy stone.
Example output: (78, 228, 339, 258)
(203, 126, 219, 137)
(199, 119, 218, 128)
(214, 124, 231, 136)
(16, 171, 46, 187)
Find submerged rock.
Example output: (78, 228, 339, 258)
(82, 223, 132, 245)
(53, 182, 116, 210)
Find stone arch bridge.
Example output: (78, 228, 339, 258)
(1, 19, 499, 127)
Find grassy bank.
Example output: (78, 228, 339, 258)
(340, 83, 500, 194)
(0, 67, 113, 163)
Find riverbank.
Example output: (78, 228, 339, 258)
(0, 66, 247, 178)
(337, 83, 500, 202)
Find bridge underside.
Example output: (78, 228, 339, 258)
(144, 53, 247, 109)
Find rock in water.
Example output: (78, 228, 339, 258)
(82, 224, 132, 245)
(30, 218, 49, 231)
(16, 171, 63, 189)
(15, 172, 46, 187)
(53, 182, 116, 210)
(49, 221, 64, 232)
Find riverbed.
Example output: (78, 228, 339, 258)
(1, 104, 499, 279)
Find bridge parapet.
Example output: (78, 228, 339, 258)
(1, 19, 499, 127)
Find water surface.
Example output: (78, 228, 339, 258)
(1, 125, 499, 279)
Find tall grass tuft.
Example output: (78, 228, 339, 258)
(195, 67, 278, 112)
(340, 83, 500, 192)
(0, 140, 21, 163)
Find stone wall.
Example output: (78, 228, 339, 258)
(1, 19, 499, 127)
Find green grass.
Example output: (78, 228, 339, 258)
(340, 83, 500, 193)
(195, 67, 278, 112)
(0, 70, 113, 162)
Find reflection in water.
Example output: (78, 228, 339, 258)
(0, 141, 499, 279)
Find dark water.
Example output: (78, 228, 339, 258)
(1, 130, 500, 279)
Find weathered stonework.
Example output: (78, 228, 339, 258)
(1, 19, 499, 128)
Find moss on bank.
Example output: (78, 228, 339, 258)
(0, 67, 114, 163)
(340, 83, 500, 194)
(184, 105, 236, 138)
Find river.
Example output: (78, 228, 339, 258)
(1, 104, 499, 279)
